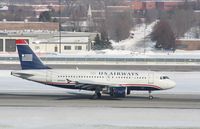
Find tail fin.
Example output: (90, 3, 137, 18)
(16, 39, 50, 70)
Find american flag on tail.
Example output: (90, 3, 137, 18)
(21, 54, 33, 61)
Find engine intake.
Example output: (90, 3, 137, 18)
(110, 87, 126, 97)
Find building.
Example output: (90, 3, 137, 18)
(176, 39, 200, 50)
(131, 0, 184, 11)
(0, 31, 98, 54)
(0, 20, 59, 31)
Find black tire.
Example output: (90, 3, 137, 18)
(97, 93, 101, 98)
(149, 95, 153, 100)
(91, 94, 98, 100)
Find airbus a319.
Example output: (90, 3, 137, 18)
(11, 39, 176, 99)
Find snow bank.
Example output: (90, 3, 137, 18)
(112, 21, 157, 51)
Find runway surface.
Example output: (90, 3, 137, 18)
(0, 92, 200, 129)
(0, 92, 200, 109)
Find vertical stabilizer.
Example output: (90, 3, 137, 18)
(16, 39, 50, 70)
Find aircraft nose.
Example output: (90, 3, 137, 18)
(167, 80, 176, 89)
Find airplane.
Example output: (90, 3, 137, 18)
(11, 39, 176, 99)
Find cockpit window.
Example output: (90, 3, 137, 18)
(160, 76, 170, 80)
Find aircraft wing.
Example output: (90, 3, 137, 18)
(75, 80, 120, 90)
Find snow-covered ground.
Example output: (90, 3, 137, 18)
(0, 107, 200, 129)
(0, 70, 200, 94)
(112, 21, 157, 52)
(184, 26, 200, 39)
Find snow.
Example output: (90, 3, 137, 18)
(0, 5, 8, 10)
(3, 49, 200, 60)
(0, 107, 199, 129)
(183, 26, 200, 39)
(112, 21, 157, 52)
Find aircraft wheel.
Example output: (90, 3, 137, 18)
(148, 91, 153, 100)
(91, 94, 98, 99)
(149, 95, 153, 100)
(91, 92, 101, 99)
(97, 92, 101, 98)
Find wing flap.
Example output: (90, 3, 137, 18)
(75, 80, 120, 90)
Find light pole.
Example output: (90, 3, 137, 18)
(59, 0, 62, 53)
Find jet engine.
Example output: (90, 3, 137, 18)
(103, 87, 126, 97)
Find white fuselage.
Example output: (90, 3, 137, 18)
(12, 69, 176, 91)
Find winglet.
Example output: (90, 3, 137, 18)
(16, 39, 28, 45)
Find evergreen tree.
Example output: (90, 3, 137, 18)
(101, 31, 112, 49)
(93, 33, 113, 50)
(151, 20, 175, 50)
(39, 11, 52, 22)
(93, 34, 102, 50)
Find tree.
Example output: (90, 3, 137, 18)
(93, 33, 113, 50)
(101, 31, 113, 49)
(39, 11, 52, 22)
(63, 0, 78, 17)
(69, 5, 85, 32)
(151, 20, 175, 50)
(158, 2, 196, 38)
(169, 8, 195, 37)
(93, 34, 102, 50)
(106, 11, 132, 41)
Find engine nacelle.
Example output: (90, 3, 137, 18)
(109, 87, 126, 97)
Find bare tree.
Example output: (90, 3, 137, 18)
(62, 0, 78, 17)
(151, 20, 175, 50)
(106, 11, 132, 41)
(70, 5, 86, 31)
(144, 9, 159, 24)
(170, 8, 195, 37)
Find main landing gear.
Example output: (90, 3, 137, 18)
(148, 91, 153, 100)
(92, 88, 102, 99)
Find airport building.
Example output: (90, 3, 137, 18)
(0, 20, 98, 54)
(0, 31, 97, 54)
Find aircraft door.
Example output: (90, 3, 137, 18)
(148, 73, 154, 84)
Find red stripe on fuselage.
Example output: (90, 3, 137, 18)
(16, 39, 28, 45)
(37, 80, 161, 90)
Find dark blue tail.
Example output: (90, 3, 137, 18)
(16, 39, 50, 70)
